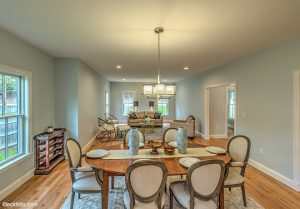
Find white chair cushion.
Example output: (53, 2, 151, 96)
(170, 181, 217, 209)
(76, 166, 93, 172)
(224, 167, 244, 186)
(123, 189, 165, 209)
(73, 172, 101, 191)
(230, 162, 244, 167)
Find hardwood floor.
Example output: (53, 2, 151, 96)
(1, 138, 300, 209)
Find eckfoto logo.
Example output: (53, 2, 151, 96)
(2, 202, 38, 208)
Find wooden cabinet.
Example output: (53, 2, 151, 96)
(33, 128, 66, 175)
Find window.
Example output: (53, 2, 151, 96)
(105, 91, 109, 113)
(0, 73, 24, 165)
(122, 91, 135, 115)
(228, 90, 235, 119)
(157, 98, 169, 115)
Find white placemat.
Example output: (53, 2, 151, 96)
(102, 147, 217, 160)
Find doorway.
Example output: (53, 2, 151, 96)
(204, 82, 237, 140)
(226, 84, 236, 138)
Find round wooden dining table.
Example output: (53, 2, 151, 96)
(86, 139, 231, 209)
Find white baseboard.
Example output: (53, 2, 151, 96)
(210, 134, 227, 139)
(195, 131, 207, 139)
(0, 169, 34, 201)
(249, 159, 300, 191)
(82, 132, 99, 153)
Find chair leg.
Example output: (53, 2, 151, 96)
(170, 189, 174, 209)
(111, 176, 115, 189)
(70, 191, 75, 209)
(241, 185, 247, 207)
(229, 187, 231, 191)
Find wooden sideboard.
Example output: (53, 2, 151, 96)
(33, 128, 66, 175)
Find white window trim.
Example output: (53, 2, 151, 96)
(122, 91, 135, 115)
(105, 90, 109, 114)
(0, 64, 32, 171)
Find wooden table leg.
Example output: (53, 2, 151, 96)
(220, 184, 224, 209)
(102, 171, 109, 209)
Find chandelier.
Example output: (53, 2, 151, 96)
(143, 27, 176, 99)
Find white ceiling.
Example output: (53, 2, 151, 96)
(0, 0, 300, 82)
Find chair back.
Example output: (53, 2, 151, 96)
(186, 115, 195, 123)
(124, 129, 145, 144)
(227, 135, 251, 163)
(163, 128, 178, 143)
(98, 117, 106, 127)
(186, 160, 225, 205)
(66, 138, 82, 169)
(125, 160, 167, 207)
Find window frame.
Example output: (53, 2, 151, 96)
(228, 90, 235, 119)
(0, 64, 32, 171)
(105, 90, 109, 114)
(122, 91, 135, 116)
(157, 98, 169, 116)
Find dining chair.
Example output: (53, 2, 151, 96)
(104, 113, 119, 125)
(224, 135, 251, 206)
(163, 128, 178, 143)
(65, 138, 103, 209)
(123, 129, 145, 144)
(96, 117, 116, 141)
(169, 160, 225, 209)
(124, 160, 168, 209)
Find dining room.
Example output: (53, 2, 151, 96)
(1, 1, 300, 209)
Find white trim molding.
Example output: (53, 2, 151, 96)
(210, 134, 227, 139)
(293, 70, 300, 190)
(82, 132, 99, 154)
(195, 130, 206, 139)
(249, 159, 300, 191)
(0, 169, 34, 201)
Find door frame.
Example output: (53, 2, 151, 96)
(293, 70, 300, 190)
(204, 81, 237, 140)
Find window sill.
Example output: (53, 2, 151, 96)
(0, 153, 33, 175)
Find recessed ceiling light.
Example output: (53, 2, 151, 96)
(122, 78, 126, 81)
(184, 67, 189, 70)
(116, 65, 122, 69)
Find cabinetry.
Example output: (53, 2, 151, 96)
(34, 128, 66, 174)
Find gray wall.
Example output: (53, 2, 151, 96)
(0, 28, 55, 191)
(209, 86, 226, 136)
(55, 58, 110, 147)
(55, 58, 79, 139)
(110, 82, 176, 122)
(176, 38, 300, 179)
(78, 62, 110, 146)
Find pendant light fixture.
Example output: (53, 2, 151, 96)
(143, 27, 176, 99)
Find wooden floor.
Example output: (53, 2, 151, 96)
(1, 138, 300, 209)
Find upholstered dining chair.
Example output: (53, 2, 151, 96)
(96, 117, 116, 141)
(163, 128, 178, 143)
(123, 129, 145, 144)
(224, 135, 251, 206)
(66, 138, 103, 209)
(169, 160, 225, 209)
(124, 160, 168, 209)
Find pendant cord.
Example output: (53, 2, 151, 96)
(157, 30, 161, 84)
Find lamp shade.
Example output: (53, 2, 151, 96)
(149, 101, 155, 107)
(155, 84, 165, 94)
(165, 85, 176, 95)
(143, 85, 153, 95)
